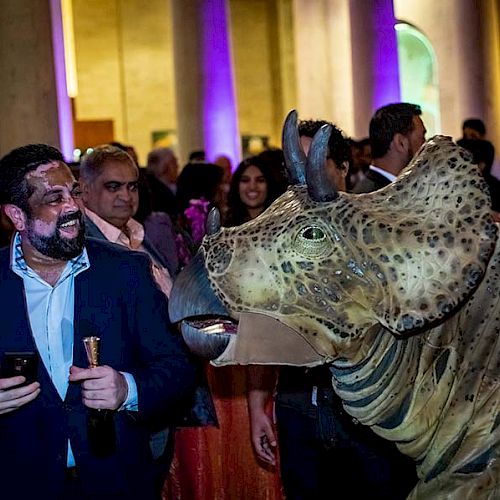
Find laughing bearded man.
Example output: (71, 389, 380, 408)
(0, 143, 196, 500)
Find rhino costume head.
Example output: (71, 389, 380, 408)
(170, 111, 500, 498)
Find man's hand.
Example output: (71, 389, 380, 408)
(69, 366, 128, 410)
(0, 377, 40, 415)
(249, 405, 277, 466)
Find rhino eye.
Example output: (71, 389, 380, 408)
(302, 227, 325, 241)
(295, 226, 330, 258)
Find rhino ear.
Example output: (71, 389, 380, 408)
(360, 136, 499, 336)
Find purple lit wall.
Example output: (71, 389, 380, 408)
(372, 0, 401, 109)
(49, 0, 74, 161)
(201, 0, 241, 170)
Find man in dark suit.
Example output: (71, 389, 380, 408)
(353, 102, 426, 193)
(0, 144, 196, 499)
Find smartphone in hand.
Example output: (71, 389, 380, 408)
(1, 352, 38, 385)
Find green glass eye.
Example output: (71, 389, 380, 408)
(302, 227, 325, 240)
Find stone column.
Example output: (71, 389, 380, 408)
(349, 0, 401, 137)
(171, 0, 241, 167)
(0, 0, 70, 157)
(480, 0, 500, 153)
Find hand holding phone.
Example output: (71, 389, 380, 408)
(0, 353, 40, 415)
(1, 352, 38, 385)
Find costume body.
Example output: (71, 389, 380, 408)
(0, 238, 196, 500)
(276, 164, 416, 499)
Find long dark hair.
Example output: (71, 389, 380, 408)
(176, 162, 224, 213)
(225, 156, 283, 227)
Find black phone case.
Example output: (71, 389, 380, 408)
(1, 352, 38, 384)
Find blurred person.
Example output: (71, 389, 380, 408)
(461, 118, 486, 141)
(146, 147, 179, 217)
(457, 138, 500, 219)
(188, 150, 206, 163)
(166, 158, 284, 500)
(110, 141, 140, 167)
(297, 119, 351, 190)
(174, 162, 225, 267)
(164, 158, 283, 500)
(256, 148, 289, 195)
(134, 169, 180, 277)
(225, 156, 283, 225)
(354, 102, 426, 193)
(0, 143, 196, 499)
(214, 154, 233, 217)
(349, 138, 371, 190)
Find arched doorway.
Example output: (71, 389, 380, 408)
(395, 22, 441, 136)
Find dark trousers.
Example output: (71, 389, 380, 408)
(276, 388, 417, 500)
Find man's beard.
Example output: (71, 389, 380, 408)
(27, 211, 86, 260)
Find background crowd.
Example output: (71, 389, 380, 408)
(0, 105, 498, 500)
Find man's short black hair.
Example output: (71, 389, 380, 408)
(0, 144, 64, 210)
(369, 103, 422, 159)
(298, 119, 351, 169)
(462, 118, 486, 137)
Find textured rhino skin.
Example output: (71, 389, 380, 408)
(172, 134, 500, 498)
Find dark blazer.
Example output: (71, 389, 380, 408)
(0, 238, 196, 499)
(352, 167, 392, 194)
(145, 172, 178, 217)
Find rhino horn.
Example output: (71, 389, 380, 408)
(306, 124, 338, 202)
(206, 207, 221, 236)
(282, 109, 306, 185)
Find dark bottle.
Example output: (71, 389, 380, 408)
(87, 408, 116, 456)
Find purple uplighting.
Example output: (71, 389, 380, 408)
(201, 0, 241, 170)
(49, 0, 74, 162)
(372, 0, 401, 109)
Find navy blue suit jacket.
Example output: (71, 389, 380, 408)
(0, 238, 196, 499)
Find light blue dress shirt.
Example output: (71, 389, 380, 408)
(10, 233, 138, 467)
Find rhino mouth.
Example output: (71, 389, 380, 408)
(169, 252, 238, 359)
(170, 252, 327, 366)
(180, 316, 238, 359)
(185, 317, 238, 335)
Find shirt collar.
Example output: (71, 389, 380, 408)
(11, 232, 89, 282)
(369, 165, 397, 183)
(85, 207, 144, 249)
